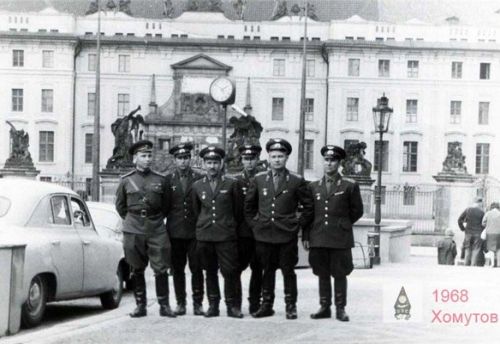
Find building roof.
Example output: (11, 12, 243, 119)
(1, 0, 499, 26)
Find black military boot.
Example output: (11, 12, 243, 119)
(284, 273, 298, 320)
(252, 289, 275, 318)
(130, 272, 147, 318)
(285, 304, 297, 320)
(173, 272, 187, 316)
(204, 300, 220, 318)
(192, 270, 205, 316)
(226, 299, 244, 319)
(248, 259, 263, 314)
(193, 302, 205, 316)
(311, 276, 332, 319)
(174, 302, 186, 316)
(335, 277, 349, 322)
(156, 273, 176, 318)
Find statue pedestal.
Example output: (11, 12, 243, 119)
(433, 173, 477, 248)
(344, 174, 375, 217)
(0, 167, 40, 179)
(100, 168, 133, 204)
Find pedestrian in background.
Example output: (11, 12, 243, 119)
(303, 145, 363, 322)
(166, 143, 205, 316)
(234, 144, 263, 314)
(115, 140, 176, 318)
(244, 138, 313, 320)
(191, 146, 243, 318)
(457, 197, 485, 266)
(481, 202, 500, 267)
(436, 230, 457, 265)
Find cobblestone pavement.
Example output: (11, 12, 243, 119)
(5, 249, 500, 344)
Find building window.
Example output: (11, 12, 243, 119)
(117, 93, 130, 117)
(12, 89, 24, 112)
(88, 92, 96, 116)
(407, 60, 419, 78)
(305, 98, 314, 121)
(39, 131, 54, 162)
(451, 61, 463, 79)
(478, 102, 489, 125)
(403, 141, 418, 172)
(348, 58, 360, 76)
(272, 97, 284, 121)
(118, 54, 130, 72)
(346, 97, 359, 121)
(406, 99, 418, 123)
(42, 50, 54, 68)
(480, 63, 490, 80)
(159, 138, 171, 151)
(13, 49, 24, 67)
(41, 89, 54, 112)
(88, 53, 96, 71)
(378, 59, 390, 77)
(476, 143, 490, 174)
(374, 140, 389, 172)
(85, 133, 93, 163)
(343, 139, 359, 150)
(305, 139, 314, 169)
(273, 59, 285, 76)
(306, 59, 315, 77)
(403, 185, 416, 205)
(450, 101, 462, 124)
(39, 176, 52, 182)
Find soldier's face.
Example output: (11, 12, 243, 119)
(268, 151, 288, 170)
(324, 157, 340, 175)
(175, 155, 191, 171)
(134, 152, 152, 170)
(204, 159, 222, 177)
(241, 156, 258, 171)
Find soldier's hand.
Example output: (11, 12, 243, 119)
(302, 240, 310, 251)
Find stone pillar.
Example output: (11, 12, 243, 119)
(433, 173, 477, 249)
(0, 167, 39, 179)
(345, 175, 375, 216)
(100, 168, 131, 204)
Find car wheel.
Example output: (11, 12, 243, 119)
(100, 267, 123, 309)
(21, 275, 48, 328)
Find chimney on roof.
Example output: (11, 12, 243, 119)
(243, 77, 252, 116)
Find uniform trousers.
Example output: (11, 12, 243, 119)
(171, 238, 204, 305)
(236, 237, 263, 307)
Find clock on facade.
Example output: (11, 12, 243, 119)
(209, 76, 236, 105)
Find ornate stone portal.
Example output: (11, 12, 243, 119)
(0, 121, 39, 178)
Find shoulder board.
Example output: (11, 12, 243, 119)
(288, 171, 302, 178)
(120, 170, 136, 178)
(150, 170, 166, 177)
(342, 177, 356, 184)
(224, 175, 236, 181)
(255, 171, 268, 177)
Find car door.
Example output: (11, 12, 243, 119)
(70, 198, 116, 293)
(40, 195, 84, 297)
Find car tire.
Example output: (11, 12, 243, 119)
(100, 267, 123, 309)
(21, 275, 48, 328)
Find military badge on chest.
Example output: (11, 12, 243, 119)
(201, 191, 207, 200)
(315, 193, 321, 200)
(262, 188, 268, 196)
(242, 187, 247, 195)
(171, 185, 177, 191)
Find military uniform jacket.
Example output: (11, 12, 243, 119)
(192, 175, 240, 242)
(165, 168, 204, 239)
(303, 174, 363, 249)
(244, 169, 313, 244)
(235, 170, 257, 238)
(115, 169, 172, 235)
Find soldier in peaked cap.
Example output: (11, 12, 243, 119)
(191, 146, 243, 318)
(166, 142, 205, 316)
(234, 144, 264, 314)
(303, 145, 363, 322)
(244, 138, 313, 320)
(115, 140, 176, 318)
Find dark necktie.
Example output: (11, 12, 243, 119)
(180, 174, 187, 191)
(326, 178, 333, 194)
(210, 179, 217, 193)
(273, 172, 281, 192)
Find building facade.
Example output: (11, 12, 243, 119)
(1, 0, 499, 193)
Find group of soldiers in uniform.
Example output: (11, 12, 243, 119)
(115, 137, 363, 321)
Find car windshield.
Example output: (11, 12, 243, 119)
(0, 196, 11, 217)
(89, 207, 120, 232)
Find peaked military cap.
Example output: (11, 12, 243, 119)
(239, 144, 262, 157)
(265, 138, 292, 155)
(199, 146, 225, 160)
(321, 145, 346, 160)
(169, 142, 194, 157)
(128, 140, 153, 156)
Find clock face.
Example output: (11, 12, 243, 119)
(210, 77, 235, 104)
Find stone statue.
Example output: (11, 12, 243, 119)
(271, 0, 288, 20)
(163, 0, 175, 17)
(119, 0, 132, 15)
(225, 114, 263, 171)
(86, 1, 98, 15)
(187, 0, 223, 12)
(342, 142, 372, 176)
(106, 0, 117, 10)
(442, 142, 467, 174)
(290, 3, 301, 16)
(232, 0, 246, 19)
(106, 105, 145, 169)
(4, 121, 33, 167)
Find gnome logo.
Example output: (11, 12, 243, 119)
(394, 286, 411, 320)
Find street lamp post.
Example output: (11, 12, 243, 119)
(371, 93, 393, 265)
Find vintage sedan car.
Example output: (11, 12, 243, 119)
(0, 179, 126, 328)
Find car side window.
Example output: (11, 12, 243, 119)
(70, 198, 91, 227)
(50, 196, 71, 225)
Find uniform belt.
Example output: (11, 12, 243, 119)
(129, 209, 161, 218)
